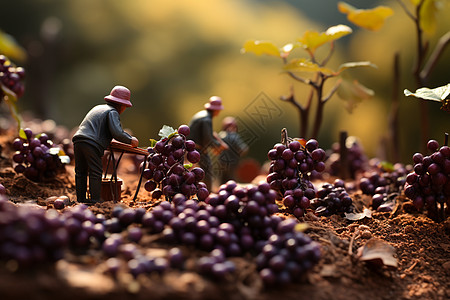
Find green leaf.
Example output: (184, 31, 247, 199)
(184, 163, 193, 169)
(337, 61, 377, 73)
(1, 83, 22, 131)
(158, 125, 176, 139)
(19, 128, 27, 140)
(241, 40, 281, 57)
(283, 58, 335, 75)
(149, 138, 157, 147)
(0, 30, 27, 62)
(338, 2, 393, 31)
(404, 84, 450, 102)
(379, 161, 395, 172)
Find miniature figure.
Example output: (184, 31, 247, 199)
(218, 116, 248, 184)
(188, 96, 227, 190)
(72, 85, 139, 203)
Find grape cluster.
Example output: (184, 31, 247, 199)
(0, 196, 68, 267)
(310, 179, 354, 216)
(359, 162, 411, 211)
(266, 138, 325, 217)
(326, 136, 369, 179)
(0, 55, 25, 99)
(256, 218, 321, 286)
(404, 139, 450, 222)
(12, 128, 67, 181)
(142, 124, 209, 201)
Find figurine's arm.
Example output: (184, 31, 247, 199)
(107, 110, 133, 144)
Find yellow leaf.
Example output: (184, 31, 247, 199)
(297, 25, 352, 54)
(0, 30, 26, 62)
(283, 58, 335, 75)
(419, 0, 439, 34)
(241, 40, 281, 57)
(337, 76, 374, 113)
(338, 2, 393, 31)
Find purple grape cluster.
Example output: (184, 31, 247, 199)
(205, 181, 280, 241)
(404, 139, 450, 222)
(142, 124, 209, 201)
(326, 137, 369, 179)
(12, 128, 67, 181)
(310, 179, 354, 216)
(0, 196, 68, 267)
(0, 55, 25, 98)
(256, 218, 321, 286)
(266, 138, 325, 217)
(359, 162, 411, 211)
(61, 204, 105, 250)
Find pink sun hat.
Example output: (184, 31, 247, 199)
(204, 96, 224, 111)
(104, 85, 132, 107)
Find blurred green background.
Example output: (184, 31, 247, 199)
(1, 0, 449, 166)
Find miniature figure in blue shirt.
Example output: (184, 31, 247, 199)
(72, 85, 139, 203)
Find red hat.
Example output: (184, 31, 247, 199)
(204, 96, 224, 111)
(104, 85, 132, 107)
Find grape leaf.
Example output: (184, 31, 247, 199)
(19, 128, 27, 140)
(283, 58, 334, 75)
(357, 238, 398, 268)
(297, 25, 352, 54)
(0, 30, 27, 62)
(404, 84, 450, 102)
(241, 40, 281, 57)
(337, 61, 377, 73)
(158, 125, 176, 139)
(1, 84, 22, 130)
(337, 76, 374, 113)
(149, 138, 157, 147)
(338, 2, 393, 31)
(418, 0, 439, 34)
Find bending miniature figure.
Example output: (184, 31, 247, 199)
(72, 85, 139, 203)
(218, 116, 249, 184)
(188, 96, 227, 190)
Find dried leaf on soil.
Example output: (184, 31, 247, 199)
(344, 207, 372, 221)
(356, 238, 397, 268)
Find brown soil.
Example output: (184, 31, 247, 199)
(0, 130, 449, 300)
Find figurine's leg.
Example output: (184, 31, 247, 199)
(73, 143, 88, 202)
(74, 142, 103, 203)
(88, 155, 103, 202)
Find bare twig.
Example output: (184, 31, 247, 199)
(395, 0, 415, 21)
(420, 31, 450, 82)
(322, 78, 342, 104)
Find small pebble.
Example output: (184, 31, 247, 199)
(361, 230, 372, 239)
(404, 225, 414, 234)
